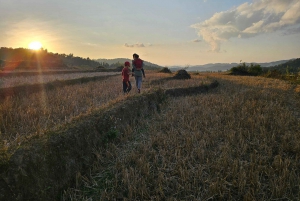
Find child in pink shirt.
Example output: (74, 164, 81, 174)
(122, 61, 132, 94)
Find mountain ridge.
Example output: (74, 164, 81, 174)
(95, 58, 162, 69)
(169, 58, 296, 72)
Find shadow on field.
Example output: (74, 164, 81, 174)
(165, 80, 219, 97)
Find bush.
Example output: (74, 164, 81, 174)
(263, 69, 283, 78)
(248, 64, 263, 75)
(230, 63, 262, 76)
(261, 69, 300, 84)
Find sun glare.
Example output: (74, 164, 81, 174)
(28, 41, 42, 50)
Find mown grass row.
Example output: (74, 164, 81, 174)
(0, 88, 167, 201)
(0, 74, 119, 100)
(0, 71, 118, 88)
(0, 75, 122, 147)
(0, 72, 211, 148)
(63, 74, 300, 200)
(0, 70, 99, 78)
(0, 77, 218, 201)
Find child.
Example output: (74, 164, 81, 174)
(122, 61, 132, 94)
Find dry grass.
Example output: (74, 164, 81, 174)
(0, 72, 118, 88)
(63, 73, 300, 200)
(1, 72, 210, 148)
(0, 75, 123, 147)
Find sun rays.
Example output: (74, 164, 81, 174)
(28, 41, 42, 50)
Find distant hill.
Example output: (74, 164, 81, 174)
(262, 58, 300, 73)
(169, 59, 295, 72)
(96, 58, 131, 65)
(96, 58, 163, 69)
(170, 63, 241, 72)
(259, 59, 294, 67)
(0, 47, 163, 71)
(0, 47, 99, 70)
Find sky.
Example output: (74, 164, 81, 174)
(0, 0, 300, 66)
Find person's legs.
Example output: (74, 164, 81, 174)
(122, 81, 127, 94)
(127, 81, 132, 93)
(134, 76, 143, 93)
(135, 76, 139, 88)
(137, 76, 142, 92)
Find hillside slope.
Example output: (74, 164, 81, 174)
(170, 59, 294, 72)
(96, 58, 162, 69)
(263, 58, 300, 73)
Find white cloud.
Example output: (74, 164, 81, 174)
(191, 0, 300, 52)
(124, 43, 145, 48)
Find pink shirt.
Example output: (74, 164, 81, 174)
(122, 67, 130, 82)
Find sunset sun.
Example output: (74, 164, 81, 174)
(28, 41, 42, 50)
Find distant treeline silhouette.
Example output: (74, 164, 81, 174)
(0, 47, 100, 70)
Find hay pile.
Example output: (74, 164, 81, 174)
(173, 69, 191, 79)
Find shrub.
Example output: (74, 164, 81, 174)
(264, 69, 283, 78)
(248, 64, 263, 75)
(230, 63, 262, 76)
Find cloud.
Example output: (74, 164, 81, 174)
(191, 0, 300, 52)
(83, 42, 98, 47)
(192, 39, 202, 42)
(124, 43, 145, 48)
(283, 25, 300, 35)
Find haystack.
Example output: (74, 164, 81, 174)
(173, 69, 191, 79)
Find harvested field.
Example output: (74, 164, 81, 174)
(0, 70, 97, 78)
(0, 71, 118, 88)
(0, 72, 217, 200)
(62, 73, 300, 201)
(1, 71, 300, 200)
(0, 75, 125, 146)
(0, 72, 212, 147)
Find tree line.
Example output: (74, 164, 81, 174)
(0, 47, 100, 70)
(0, 47, 163, 71)
(229, 58, 300, 84)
